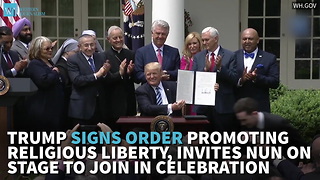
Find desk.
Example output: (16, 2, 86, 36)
(117, 116, 209, 136)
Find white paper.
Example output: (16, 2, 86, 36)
(176, 70, 194, 104)
(194, 71, 216, 106)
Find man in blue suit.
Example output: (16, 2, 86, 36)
(234, 28, 279, 112)
(134, 20, 180, 83)
(193, 27, 239, 132)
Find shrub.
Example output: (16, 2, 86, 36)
(269, 83, 288, 102)
(271, 89, 320, 143)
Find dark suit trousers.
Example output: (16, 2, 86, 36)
(203, 106, 240, 132)
(72, 96, 104, 126)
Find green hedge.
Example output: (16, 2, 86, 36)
(271, 86, 320, 143)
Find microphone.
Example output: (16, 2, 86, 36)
(0, 42, 4, 50)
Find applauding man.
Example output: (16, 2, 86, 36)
(68, 34, 111, 125)
(235, 28, 279, 112)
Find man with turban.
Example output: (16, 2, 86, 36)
(11, 17, 33, 59)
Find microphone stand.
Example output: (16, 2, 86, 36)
(0, 44, 4, 76)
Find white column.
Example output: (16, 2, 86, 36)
(152, 0, 184, 54)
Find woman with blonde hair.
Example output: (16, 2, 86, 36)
(25, 36, 65, 131)
(180, 32, 203, 115)
(180, 32, 203, 70)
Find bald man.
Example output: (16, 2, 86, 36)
(234, 28, 279, 112)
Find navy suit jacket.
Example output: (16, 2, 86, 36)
(67, 52, 114, 120)
(134, 43, 180, 83)
(25, 59, 64, 131)
(1, 50, 20, 77)
(192, 47, 238, 114)
(235, 49, 279, 112)
(136, 81, 181, 116)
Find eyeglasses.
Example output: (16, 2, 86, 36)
(82, 43, 95, 48)
(43, 46, 54, 51)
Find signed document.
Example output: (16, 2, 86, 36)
(177, 70, 216, 106)
(194, 71, 216, 106)
(176, 70, 194, 104)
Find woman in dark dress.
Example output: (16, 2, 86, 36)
(52, 38, 78, 130)
(25, 36, 65, 131)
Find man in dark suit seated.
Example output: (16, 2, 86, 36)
(234, 28, 279, 112)
(134, 20, 180, 83)
(0, 26, 27, 77)
(234, 97, 307, 162)
(67, 34, 111, 125)
(136, 62, 185, 116)
(192, 26, 239, 132)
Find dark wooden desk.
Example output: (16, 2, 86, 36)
(117, 116, 209, 136)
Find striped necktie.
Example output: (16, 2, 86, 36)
(88, 57, 96, 72)
(155, 86, 162, 105)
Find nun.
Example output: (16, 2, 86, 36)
(52, 38, 78, 86)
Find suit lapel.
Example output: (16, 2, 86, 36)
(79, 53, 94, 73)
(16, 41, 28, 55)
(93, 53, 103, 70)
(1, 54, 9, 69)
(147, 84, 157, 104)
(197, 50, 207, 71)
(251, 49, 263, 72)
(162, 45, 168, 68)
(9, 51, 18, 64)
(238, 51, 245, 72)
(216, 48, 225, 71)
(148, 44, 158, 62)
(162, 82, 173, 104)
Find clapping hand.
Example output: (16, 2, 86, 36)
(161, 70, 170, 81)
(127, 60, 134, 74)
(119, 59, 127, 76)
(204, 53, 211, 72)
(215, 55, 222, 70)
(96, 60, 111, 77)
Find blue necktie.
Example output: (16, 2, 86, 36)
(155, 87, 162, 105)
(88, 58, 96, 72)
(244, 52, 255, 59)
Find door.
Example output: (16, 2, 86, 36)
(33, 0, 121, 49)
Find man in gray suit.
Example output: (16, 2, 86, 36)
(11, 18, 32, 59)
(193, 26, 239, 132)
(67, 34, 111, 125)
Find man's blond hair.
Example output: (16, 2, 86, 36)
(144, 62, 162, 73)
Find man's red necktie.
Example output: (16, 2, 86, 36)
(210, 52, 215, 72)
(4, 53, 14, 69)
